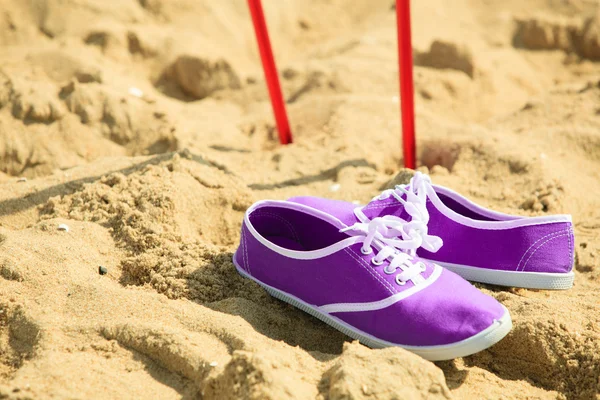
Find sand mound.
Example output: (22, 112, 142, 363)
(40, 153, 254, 300)
(0, 58, 177, 177)
(514, 11, 600, 60)
(415, 40, 475, 78)
(322, 343, 451, 399)
(1, 0, 600, 398)
(158, 56, 242, 101)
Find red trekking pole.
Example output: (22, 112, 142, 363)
(247, 0, 293, 145)
(396, 0, 416, 169)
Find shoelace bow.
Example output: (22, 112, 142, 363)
(340, 216, 432, 285)
(374, 171, 443, 253)
(340, 172, 443, 285)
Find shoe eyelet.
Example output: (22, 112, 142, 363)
(419, 262, 427, 272)
(371, 258, 383, 266)
(383, 265, 396, 275)
(360, 247, 373, 255)
(395, 275, 407, 286)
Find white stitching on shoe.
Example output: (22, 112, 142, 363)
(243, 226, 251, 275)
(516, 228, 571, 271)
(363, 201, 403, 210)
(568, 226, 574, 272)
(344, 248, 396, 295)
(252, 211, 301, 242)
(521, 232, 571, 272)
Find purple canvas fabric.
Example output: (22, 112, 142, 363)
(333, 268, 504, 346)
(236, 217, 435, 306)
(234, 200, 508, 347)
(291, 184, 575, 275)
(418, 205, 574, 273)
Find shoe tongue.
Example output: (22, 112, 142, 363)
(357, 196, 407, 222)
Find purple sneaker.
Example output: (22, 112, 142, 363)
(233, 200, 512, 361)
(291, 172, 575, 290)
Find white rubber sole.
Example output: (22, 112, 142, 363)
(430, 260, 575, 290)
(233, 258, 512, 361)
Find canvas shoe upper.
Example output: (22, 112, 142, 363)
(233, 199, 511, 361)
(290, 172, 575, 290)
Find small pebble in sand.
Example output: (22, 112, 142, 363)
(57, 224, 69, 232)
(209, 361, 218, 367)
(17, 177, 27, 182)
(98, 266, 108, 275)
(329, 183, 341, 192)
(128, 87, 144, 98)
(392, 95, 399, 103)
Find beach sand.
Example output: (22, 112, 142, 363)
(0, 0, 599, 398)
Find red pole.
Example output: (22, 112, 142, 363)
(247, 0, 293, 145)
(396, 0, 416, 169)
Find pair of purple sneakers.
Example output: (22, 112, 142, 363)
(233, 172, 574, 360)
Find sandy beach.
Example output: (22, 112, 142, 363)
(0, 0, 599, 398)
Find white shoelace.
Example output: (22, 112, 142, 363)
(340, 216, 430, 286)
(373, 171, 442, 253)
